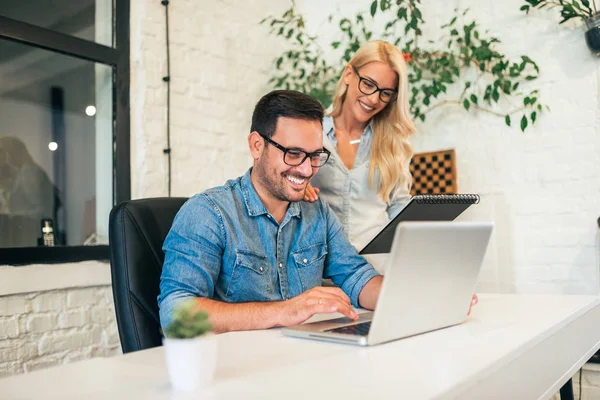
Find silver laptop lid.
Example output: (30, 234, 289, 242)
(368, 221, 493, 346)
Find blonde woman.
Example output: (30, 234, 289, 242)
(306, 40, 415, 253)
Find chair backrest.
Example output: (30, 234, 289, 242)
(109, 197, 188, 353)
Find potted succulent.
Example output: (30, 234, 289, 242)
(162, 300, 216, 391)
(521, 0, 600, 55)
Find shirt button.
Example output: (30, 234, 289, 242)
(278, 263, 283, 268)
(303, 259, 308, 264)
(259, 266, 264, 272)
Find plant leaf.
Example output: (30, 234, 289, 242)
(492, 89, 500, 103)
(520, 115, 528, 132)
(397, 7, 407, 20)
(370, 0, 377, 17)
(505, 115, 511, 126)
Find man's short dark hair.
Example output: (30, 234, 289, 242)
(251, 90, 324, 139)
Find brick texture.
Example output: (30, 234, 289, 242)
(131, 0, 599, 296)
(0, 286, 120, 377)
(130, 0, 600, 393)
(130, 0, 288, 199)
(297, 0, 599, 295)
(404, 0, 600, 295)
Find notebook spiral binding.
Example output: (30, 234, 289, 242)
(414, 194, 480, 204)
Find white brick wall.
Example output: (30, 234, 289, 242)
(129, 0, 600, 395)
(130, 0, 288, 199)
(132, 0, 599, 295)
(411, 0, 600, 296)
(0, 286, 120, 377)
(296, 0, 600, 295)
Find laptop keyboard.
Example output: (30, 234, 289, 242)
(326, 321, 371, 336)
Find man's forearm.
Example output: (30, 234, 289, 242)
(358, 276, 383, 310)
(196, 297, 283, 333)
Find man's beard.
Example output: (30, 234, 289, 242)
(254, 158, 310, 203)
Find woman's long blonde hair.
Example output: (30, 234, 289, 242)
(329, 40, 415, 204)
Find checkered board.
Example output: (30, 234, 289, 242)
(409, 149, 457, 196)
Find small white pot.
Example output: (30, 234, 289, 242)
(163, 334, 217, 391)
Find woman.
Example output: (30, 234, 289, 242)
(307, 40, 415, 253)
(307, 41, 479, 309)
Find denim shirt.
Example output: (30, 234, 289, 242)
(158, 168, 380, 328)
(310, 115, 410, 251)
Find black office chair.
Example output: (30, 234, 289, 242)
(109, 197, 188, 353)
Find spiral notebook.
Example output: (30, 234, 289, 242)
(359, 194, 480, 255)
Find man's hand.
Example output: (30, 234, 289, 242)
(191, 287, 358, 333)
(467, 293, 478, 316)
(303, 184, 320, 202)
(278, 286, 358, 327)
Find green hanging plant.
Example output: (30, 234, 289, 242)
(520, 0, 598, 23)
(261, 0, 549, 132)
(520, 1, 600, 56)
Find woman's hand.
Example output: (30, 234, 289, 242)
(467, 293, 478, 316)
(303, 184, 320, 202)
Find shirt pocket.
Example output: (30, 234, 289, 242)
(292, 243, 328, 291)
(226, 250, 274, 301)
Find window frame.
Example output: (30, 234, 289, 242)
(0, 0, 130, 265)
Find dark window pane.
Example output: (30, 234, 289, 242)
(0, 38, 113, 248)
(0, 0, 112, 46)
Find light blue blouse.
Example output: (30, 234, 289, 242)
(311, 115, 410, 251)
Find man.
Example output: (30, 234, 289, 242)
(158, 90, 382, 332)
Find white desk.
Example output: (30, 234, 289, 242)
(2, 294, 600, 400)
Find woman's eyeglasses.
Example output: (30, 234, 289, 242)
(352, 66, 398, 103)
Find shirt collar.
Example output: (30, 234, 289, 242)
(240, 168, 301, 219)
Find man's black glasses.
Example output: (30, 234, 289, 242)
(352, 66, 398, 103)
(259, 133, 331, 167)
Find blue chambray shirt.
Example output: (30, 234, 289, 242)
(310, 115, 411, 251)
(158, 168, 380, 328)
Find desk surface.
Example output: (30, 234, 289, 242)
(2, 294, 600, 400)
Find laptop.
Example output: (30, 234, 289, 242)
(282, 221, 494, 346)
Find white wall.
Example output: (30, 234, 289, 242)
(417, 0, 599, 296)
(130, 0, 288, 199)
(0, 262, 119, 377)
(298, 0, 600, 296)
(0, 286, 119, 376)
(133, 0, 600, 295)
